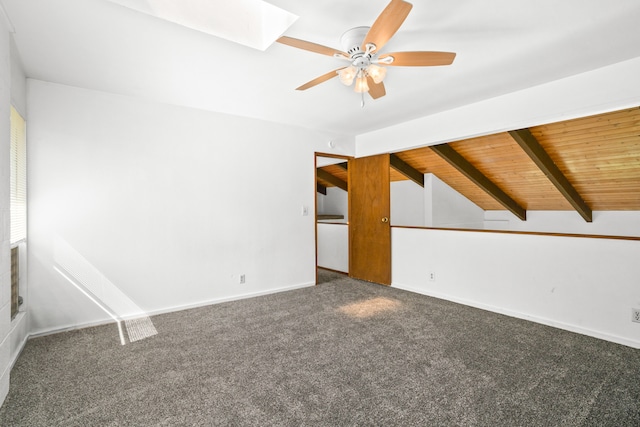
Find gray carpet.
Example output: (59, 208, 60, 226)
(1, 274, 639, 426)
(317, 267, 347, 284)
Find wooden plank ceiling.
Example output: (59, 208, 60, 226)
(318, 106, 640, 217)
(317, 163, 347, 189)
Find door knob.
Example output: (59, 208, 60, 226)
(381, 217, 389, 223)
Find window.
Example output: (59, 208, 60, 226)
(10, 106, 26, 319)
(10, 106, 27, 244)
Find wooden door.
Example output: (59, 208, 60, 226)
(348, 154, 391, 285)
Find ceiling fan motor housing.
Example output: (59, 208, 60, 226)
(340, 26, 371, 58)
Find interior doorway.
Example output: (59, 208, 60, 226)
(315, 153, 350, 284)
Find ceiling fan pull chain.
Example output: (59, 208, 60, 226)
(361, 92, 365, 108)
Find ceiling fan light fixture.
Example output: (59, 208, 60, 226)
(367, 64, 387, 84)
(354, 74, 369, 93)
(338, 65, 358, 86)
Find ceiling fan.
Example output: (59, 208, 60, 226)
(277, 0, 456, 102)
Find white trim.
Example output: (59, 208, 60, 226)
(392, 282, 640, 350)
(8, 312, 28, 370)
(144, 281, 316, 318)
(28, 318, 118, 340)
(10, 239, 25, 249)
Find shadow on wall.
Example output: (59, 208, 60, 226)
(53, 237, 157, 345)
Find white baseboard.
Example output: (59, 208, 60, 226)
(10, 334, 29, 371)
(143, 282, 316, 318)
(9, 312, 29, 370)
(29, 318, 121, 339)
(28, 281, 316, 340)
(393, 282, 640, 350)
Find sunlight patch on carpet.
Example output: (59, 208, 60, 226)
(338, 297, 401, 318)
(53, 237, 158, 345)
(125, 316, 158, 342)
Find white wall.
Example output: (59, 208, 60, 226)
(485, 210, 640, 237)
(316, 223, 348, 273)
(9, 38, 25, 118)
(390, 180, 424, 226)
(27, 80, 354, 335)
(426, 174, 484, 229)
(0, 13, 28, 408)
(392, 227, 640, 348)
(0, 10, 12, 406)
(318, 187, 348, 222)
(392, 174, 640, 236)
(316, 191, 324, 216)
(317, 187, 348, 272)
(391, 175, 484, 228)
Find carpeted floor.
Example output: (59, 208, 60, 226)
(317, 267, 348, 284)
(1, 273, 639, 426)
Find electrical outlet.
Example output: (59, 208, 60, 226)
(632, 308, 640, 323)
(302, 206, 309, 216)
(428, 272, 436, 282)
(239, 274, 245, 284)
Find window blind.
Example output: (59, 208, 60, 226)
(10, 106, 27, 244)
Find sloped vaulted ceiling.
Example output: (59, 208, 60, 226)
(319, 107, 640, 219)
(369, 107, 640, 218)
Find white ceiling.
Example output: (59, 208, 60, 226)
(3, 0, 640, 136)
(102, 0, 298, 51)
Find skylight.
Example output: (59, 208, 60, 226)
(106, 0, 298, 51)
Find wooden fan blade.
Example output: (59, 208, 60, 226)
(366, 76, 386, 99)
(277, 36, 348, 58)
(379, 51, 456, 66)
(296, 68, 345, 91)
(361, 0, 413, 52)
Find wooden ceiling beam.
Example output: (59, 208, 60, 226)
(430, 144, 527, 221)
(509, 128, 592, 222)
(317, 183, 327, 195)
(317, 168, 348, 192)
(390, 153, 424, 187)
